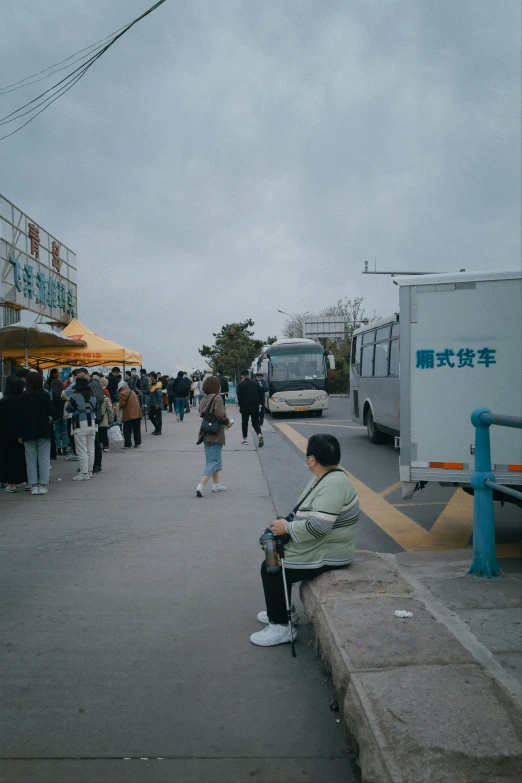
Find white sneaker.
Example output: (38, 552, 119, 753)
(31, 486, 39, 495)
(212, 484, 227, 492)
(176, 415, 180, 422)
(241, 439, 248, 445)
(196, 484, 204, 497)
(73, 473, 91, 481)
(38, 486, 48, 494)
(250, 623, 297, 647)
(257, 605, 300, 625)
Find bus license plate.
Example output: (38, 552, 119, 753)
(294, 406, 307, 411)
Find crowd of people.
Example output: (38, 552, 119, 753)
(0, 361, 360, 651)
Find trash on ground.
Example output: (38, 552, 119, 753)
(394, 610, 413, 618)
(356, 642, 365, 648)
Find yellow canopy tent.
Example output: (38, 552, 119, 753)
(0, 319, 142, 369)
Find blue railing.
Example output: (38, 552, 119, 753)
(469, 408, 522, 578)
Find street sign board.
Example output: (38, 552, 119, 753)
(303, 316, 348, 339)
(0, 193, 78, 324)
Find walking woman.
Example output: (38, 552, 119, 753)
(17, 372, 54, 495)
(118, 380, 143, 447)
(65, 376, 98, 481)
(0, 378, 29, 492)
(196, 376, 233, 497)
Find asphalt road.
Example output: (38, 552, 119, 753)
(0, 409, 359, 783)
(258, 398, 521, 567)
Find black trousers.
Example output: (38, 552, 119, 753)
(261, 561, 343, 624)
(99, 426, 109, 449)
(123, 418, 142, 447)
(259, 404, 265, 426)
(168, 395, 175, 412)
(149, 406, 162, 433)
(67, 420, 76, 454)
(94, 432, 102, 469)
(241, 406, 261, 438)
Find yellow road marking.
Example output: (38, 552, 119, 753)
(298, 423, 365, 429)
(379, 481, 402, 498)
(392, 502, 447, 507)
(429, 489, 473, 549)
(275, 423, 438, 552)
(275, 422, 522, 557)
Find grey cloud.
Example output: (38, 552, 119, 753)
(1, 0, 520, 369)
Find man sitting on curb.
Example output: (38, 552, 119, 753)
(251, 434, 359, 647)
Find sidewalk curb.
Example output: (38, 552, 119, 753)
(300, 550, 522, 783)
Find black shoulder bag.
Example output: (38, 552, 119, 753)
(200, 394, 219, 434)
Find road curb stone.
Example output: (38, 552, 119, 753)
(300, 550, 522, 783)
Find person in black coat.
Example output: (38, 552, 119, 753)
(0, 378, 29, 492)
(237, 370, 264, 448)
(17, 372, 54, 495)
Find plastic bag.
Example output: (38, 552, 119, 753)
(108, 424, 124, 443)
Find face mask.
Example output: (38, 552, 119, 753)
(304, 458, 313, 470)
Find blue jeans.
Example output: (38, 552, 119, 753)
(54, 418, 69, 449)
(24, 438, 51, 485)
(175, 398, 186, 420)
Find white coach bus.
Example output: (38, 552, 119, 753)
(255, 338, 334, 417)
(350, 314, 400, 442)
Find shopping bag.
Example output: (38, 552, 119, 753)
(108, 423, 124, 443)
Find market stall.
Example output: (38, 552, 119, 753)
(0, 319, 142, 369)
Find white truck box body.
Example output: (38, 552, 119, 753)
(398, 271, 522, 492)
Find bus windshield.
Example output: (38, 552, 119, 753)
(269, 351, 326, 381)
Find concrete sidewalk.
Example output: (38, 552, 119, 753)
(0, 406, 357, 783)
(301, 549, 522, 783)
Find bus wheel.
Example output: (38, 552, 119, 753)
(366, 409, 383, 444)
(314, 410, 323, 417)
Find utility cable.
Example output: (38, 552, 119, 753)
(0, 0, 167, 141)
(0, 25, 128, 94)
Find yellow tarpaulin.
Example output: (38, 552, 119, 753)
(1, 319, 142, 368)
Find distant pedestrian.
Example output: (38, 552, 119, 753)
(17, 371, 54, 495)
(172, 371, 191, 422)
(107, 367, 122, 415)
(216, 369, 229, 407)
(118, 380, 143, 448)
(128, 368, 139, 392)
(0, 378, 29, 492)
(189, 377, 195, 408)
(255, 371, 269, 426)
(237, 370, 264, 447)
(50, 376, 69, 455)
(192, 376, 203, 407)
(65, 376, 98, 481)
(167, 375, 176, 412)
(196, 375, 233, 497)
(98, 387, 113, 452)
(136, 369, 150, 413)
(148, 372, 163, 435)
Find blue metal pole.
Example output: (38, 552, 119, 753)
(469, 408, 500, 577)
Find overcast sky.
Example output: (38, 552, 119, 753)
(2, 0, 520, 372)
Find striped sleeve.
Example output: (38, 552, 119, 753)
(288, 479, 356, 544)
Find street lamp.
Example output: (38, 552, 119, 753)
(277, 309, 310, 337)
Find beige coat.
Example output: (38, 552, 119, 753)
(197, 393, 229, 445)
(119, 386, 143, 422)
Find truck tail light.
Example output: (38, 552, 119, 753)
(429, 462, 464, 470)
(508, 464, 522, 472)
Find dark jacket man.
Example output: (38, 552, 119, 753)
(237, 376, 264, 410)
(172, 373, 191, 397)
(107, 368, 122, 402)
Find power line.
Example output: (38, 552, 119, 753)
(0, 25, 128, 94)
(0, 0, 167, 142)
